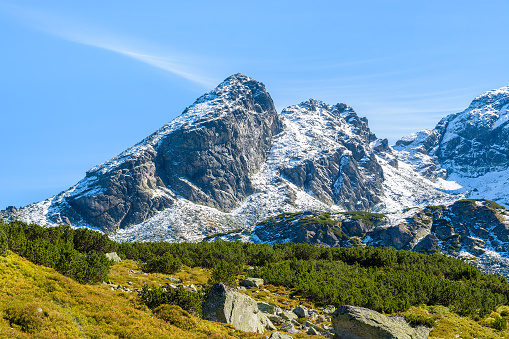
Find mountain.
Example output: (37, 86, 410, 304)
(393, 86, 509, 207)
(2, 76, 509, 251)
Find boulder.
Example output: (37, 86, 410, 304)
(260, 313, 277, 331)
(105, 252, 122, 263)
(293, 305, 309, 318)
(280, 323, 300, 334)
(269, 331, 294, 339)
(258, 301, 282, 315)
(240, 277, 264, 288)
(202, 283, 274, 333)
(281, 310, 298, 321)
(332, 305, 432, 339)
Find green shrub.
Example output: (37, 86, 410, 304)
(492, 316, 507, 331)
(208, 260, 241, 287)
(4, 303, 48, 333)
(0, 227, 7, 256)
(140, 285, 203, 317)
(404, 314, 434, 328)
(142, 252, 182, 274)
(341, 211, 386, 226)
(153, 304, 197, 330)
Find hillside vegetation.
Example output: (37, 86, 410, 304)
(3, 220, 509, 337)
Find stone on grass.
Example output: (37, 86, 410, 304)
(269, 331, 294, 339)
(105, 252, 122, 263)
(240, 277, 264, 288)
(202, 283, 274, 333)
(293, 305, 309, 318)
(332, 305, 432, 339)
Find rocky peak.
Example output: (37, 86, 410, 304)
(394, 86, 509, 179)
(274, 99, 383, 210)
(468, 86, 509, 110)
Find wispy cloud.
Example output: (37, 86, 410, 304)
(60, 35, 217, 87)
(0, 3, 217, 87)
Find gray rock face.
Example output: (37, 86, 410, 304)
(332, 305, 432, 339)
(8, 74, 282, 233)
(156, 75, 282, 211)
(395, 86, 509, 178)
(64, 147, 175, 233)
(202, 283, 274, 333)
(278, 100, 383, 211)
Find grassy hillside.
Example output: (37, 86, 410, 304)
(2, 250, 509, 338)
(3, 219, 509, 338)
(0, 251, 266, 339)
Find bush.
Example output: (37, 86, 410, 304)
(140, 285, 203, 317)
(0, 227, 7, 256)
(153, 304, 197, 330)
(404, 314, 434, 328)
(492, 316, 507, 331)
(142, 252, 182, 274)
(4, 303, 48, 333)
(208, 260, 241, 287)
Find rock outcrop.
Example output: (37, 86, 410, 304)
(253, 199, 509, 277)
(332, 305, 432, 339)
(202, 283, 274, 333)
(276, 100, 383, 211)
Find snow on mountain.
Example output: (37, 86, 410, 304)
(2, 78, 509, 246)
(393, 85, 509, 207)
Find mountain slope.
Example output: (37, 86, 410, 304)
(2, 77, 509, 246)
(393, 86, 509, 207)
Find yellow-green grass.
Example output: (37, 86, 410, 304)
(397, 306, 509, 338)
(107, 260, 211, 291)
(0, 251, 265, 339)
(3, 250, 508, 339)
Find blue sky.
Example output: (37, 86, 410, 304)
(1, 0, 508, 210)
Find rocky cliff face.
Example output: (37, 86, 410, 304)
(275, 100, 383, 211)
(2, 79, 509, 258)
(2, 74, 282, 233)
(251, 199, 509, 278)
(393, 86, 509, 206)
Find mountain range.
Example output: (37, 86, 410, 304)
(2, 74, 509, 274)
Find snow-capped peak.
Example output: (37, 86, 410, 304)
(88, 73, 265, 175)
(469, 85, 509, 109)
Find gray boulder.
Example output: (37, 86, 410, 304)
(202, 283, 274, 333)
(280, 323, 300, 334)
(258, 301, 282, 315)
(332, 305, 432, 339)
(105, 252, 122, 263)
(281, 310, 298, 321)
(293, 305, 309, 318)
(269, 331, 294, 339)
(240, 277, 264, 288)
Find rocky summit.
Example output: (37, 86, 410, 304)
(2, 75, 509, 276)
